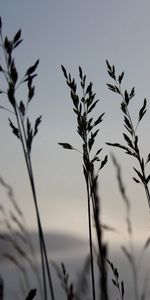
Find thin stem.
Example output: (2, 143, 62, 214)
(144, 184, 150, 210)
(89, 176, 108, 300)
(85, 175, 96, 300)
(27, 166, 48, 300)
(82, 94, 96, 300)
(129, 239, 139, 300)
(28, 157, 55, 300)
(14, 106, 48, 300)
(83, 84, 107, 300)
(17, 107, 55, 300)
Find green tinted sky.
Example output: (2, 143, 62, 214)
(0, 1, 150, 242)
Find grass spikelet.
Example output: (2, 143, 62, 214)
(107, 259, 124, 300)
(52, 262, 74, 300)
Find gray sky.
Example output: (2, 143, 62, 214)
(0, 0, 150, 244)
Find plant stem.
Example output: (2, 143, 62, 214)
(14, 106, 48, 300)
(16, 107, 55, 300)
(129, 239, 139, 300)
(0, 23, 55, 300)
(89, 173, 108, 300)
(85, 175, 96, 300)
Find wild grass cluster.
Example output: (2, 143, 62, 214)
(0, 17, 150, 300)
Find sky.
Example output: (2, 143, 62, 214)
(0, 0, 150, 246)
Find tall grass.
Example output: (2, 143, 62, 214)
(106, 60, 150, 210)
(0, 18, 54, 300)
(59, 65, 108, 300)
(105, 62, 150, 300)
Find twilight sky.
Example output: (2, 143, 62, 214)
(0, 0, 150, 245)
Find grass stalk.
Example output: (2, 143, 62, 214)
(16, 92, 55, 300)
(85, 174, 96, 300)
(106, 60, 150, 211)
(89, 167, 108, 300)
(0, 18, 55, 300)
(60, 65, 108, 300)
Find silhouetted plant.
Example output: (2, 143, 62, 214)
(106, 60, 150, 211)
(59, 66, 108, 300)
(106, 58, 150, 296)
(0, 17, 54, 300)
